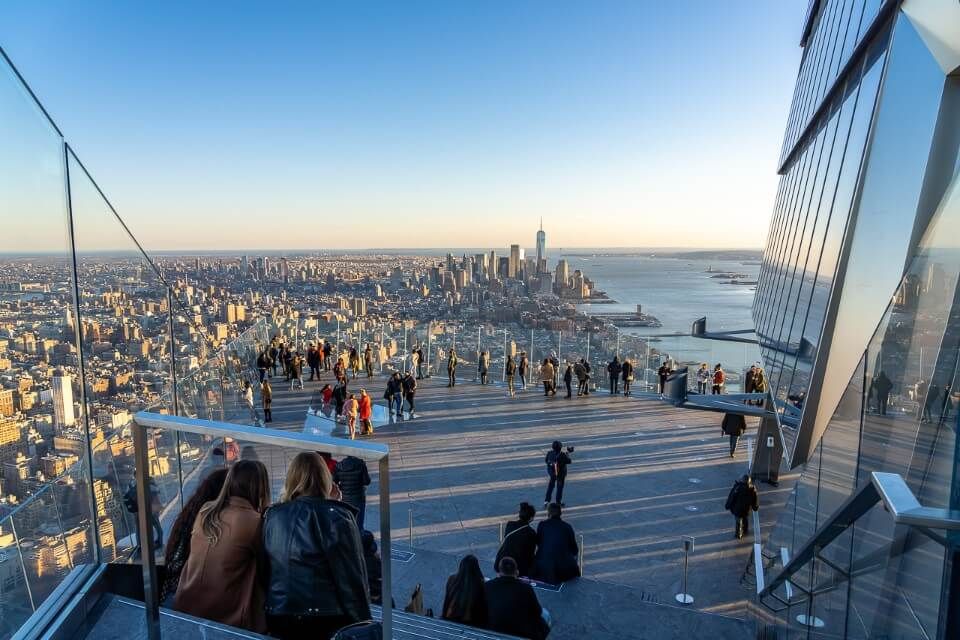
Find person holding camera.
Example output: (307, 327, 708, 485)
(544, 440, 573, 506)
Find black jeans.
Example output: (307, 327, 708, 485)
(609, 376, 618, 394)
(729, 433, 740, 456)
(545, 474, 565, 504)
(264, 401, 272, 422)
(565, 380, 572, 397)
(448, 370, 456, 386)
(405, 392, 415, 413)
(735, 515, 750, 539)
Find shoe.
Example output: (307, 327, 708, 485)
(410, 413, 417, 418)
(544, 501, 550, 507)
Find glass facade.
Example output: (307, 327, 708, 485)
(755, 3, 960, 638)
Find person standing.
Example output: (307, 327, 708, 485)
(752, 367, 767, 406)
(575, 360, 587, 396)
(358, 388, 374, 436)
(712, 363, 725, 395)
(307, 344, 320, 381)
(261, 379, 273, 423)
(478, 351, 490, 385)
(696, 363, 710, 394)
(349, 346, 361, 380)
(563, 362, 573, 399)
(725, 474, 759, 540)
(334, 455, 371, 530)
(289, 353, 304, 391)
(317, 341, 326, 373)
(518, 352, 528, 390)
(621, 358, 634, 396)
(344, 393, 359, 439)
(544, 440, 572, 505)
(277, 343, 288, 379)
(257, 350, 271, 383)
(607, 356, 622, 395)
(447, 348, 458, 387)
(872, 370, 893, 415)
(332, 381, 347, 422)
(416, 345, 425, 379)
(403, 371, 418, 418)
(387, 372, 404, 417)
(242, 381, 259, 425)
(721, 412, 747, 457)
(269, 343, 280, 377)
(506, 355, 517, 398)
(364, 344, 374, 378)
(322, 340, 332, 371)
(658, 362, 671, 395)
(540, 359, 555, 397)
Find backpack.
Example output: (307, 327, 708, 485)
(331, 621, 382, 640)
(725, 482, 743, 513)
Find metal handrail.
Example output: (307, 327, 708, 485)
(759, 472, 960, 602)
(131, 411, 393, 639)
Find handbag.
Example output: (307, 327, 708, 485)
(331, 621, 382, 640)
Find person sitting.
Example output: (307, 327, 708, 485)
(485, 557, 550, 640)
(160, 468, 228, 603)
(532, 503, 580, 584)
(174, 460, 270, 633)
(263, 452, 370, 640)
(442, 554, 488, 629)
(494, 502, 537, 578)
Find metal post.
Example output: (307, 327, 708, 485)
(408, 508, 413, 547)
(167, 288, 185, 510)
(133, 424, 161, 640)
(379, 456, 393, 640)
(586, 331, 591, 366)
(336, 317, 341, 359)
(453, 326, 457, 352)
(558, 330, 562, 363)
(402, 326, 408, 374)
(578, 533, 584, 575)
(9, 517, 36, 612)
(477, 326, 482, 382)
(502, 329, 507, 382)
(616, 328, 621, 358)
(62, 142, 102, 563)
(499, 521, 505, 543)
(675, 536, 694, 605)
(380, 324, 385, 373)
(530, 328, 535, 375)
(426, 321, 432, 377)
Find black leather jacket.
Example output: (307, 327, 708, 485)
(262, 496, 371, 621)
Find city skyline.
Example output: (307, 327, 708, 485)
(0, 2, 806, 252)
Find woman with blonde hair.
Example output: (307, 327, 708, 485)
(263, 452, 370, 639)
(174, 460, 270, 633)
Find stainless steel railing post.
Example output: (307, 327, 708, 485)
(379, 456, 393, 640)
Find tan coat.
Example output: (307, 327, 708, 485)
(174, 497, 266, 633)
(540, 362, 555, 383)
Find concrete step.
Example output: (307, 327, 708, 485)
(372, 605, 521, 639)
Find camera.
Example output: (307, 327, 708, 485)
(566, 446, 575, 453)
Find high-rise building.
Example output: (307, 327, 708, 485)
(51, 370, 75, 430)
(488, 250, 497, 280)
(535, 219, 546, 274)
(751, 3, 960, 636)
(508, 244, 520, 279)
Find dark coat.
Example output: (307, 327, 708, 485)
(621, 361, 634, 381)
(545, 450, 571, 479)
(607, 360, 622, 378)
(721, 413, 747, 437)
(262, 497, 370, 621)
(532, 517, 580, 584)
(484, 576, 548, 640)
(333, 456, 371, 512)
(726, 480, 760, 517)
(494, 520, 537, 577)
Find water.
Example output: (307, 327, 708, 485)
(553, 251, 762, 382)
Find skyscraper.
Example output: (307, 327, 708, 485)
(535, 219, 546, 274)
(509, 244, 520, 279)
(51, 370, 75, 430)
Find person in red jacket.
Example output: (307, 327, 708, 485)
(358, 389, 374, 436)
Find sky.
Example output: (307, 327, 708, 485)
(0, 1, 806, 252)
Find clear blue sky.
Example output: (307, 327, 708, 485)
(1, 1, 805, 251)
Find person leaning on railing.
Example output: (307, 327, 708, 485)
(262, 452, 371, 640)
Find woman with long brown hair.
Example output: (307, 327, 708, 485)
(263, 452, 370, 639)
(442, 554, 488, 628)
(160, 467, 228, 602)
(174, 460, 270, 633)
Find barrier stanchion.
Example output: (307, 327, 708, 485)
(578, 534, 584, 575)
(499, 521, 505, 543)
(675, 536, 695, 604)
